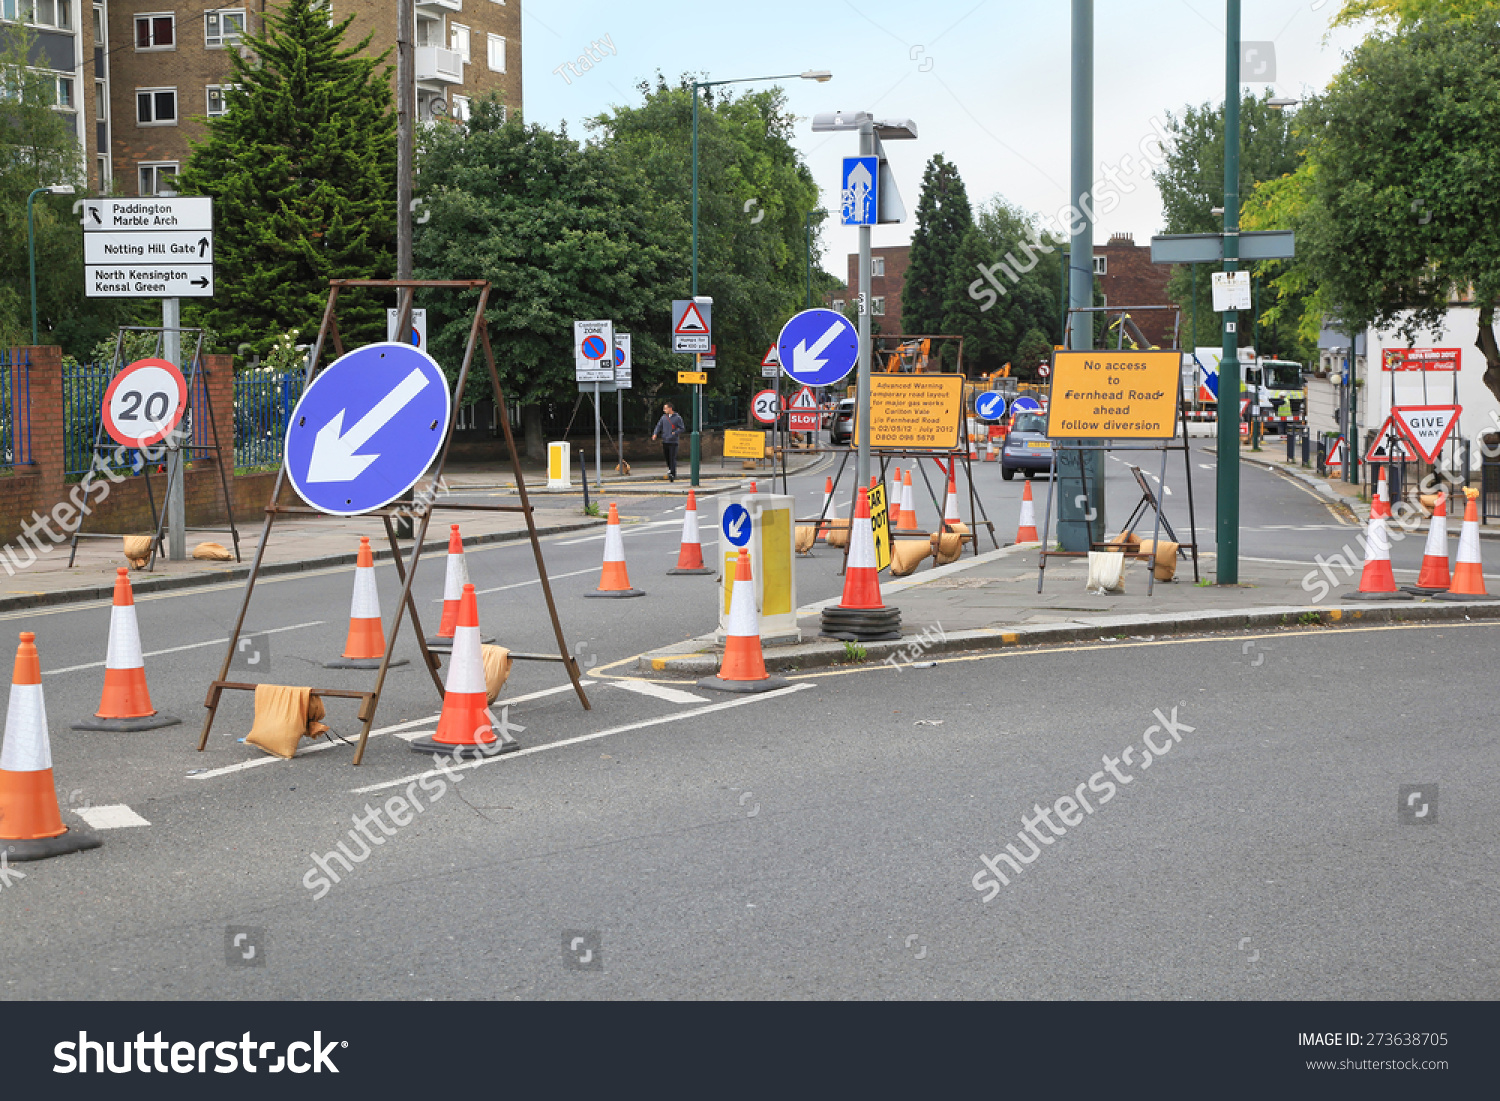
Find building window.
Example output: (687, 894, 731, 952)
(96, 153, 110, 190)
(53, 75, 73, 109)
(449, 22, 470, 63)
(206, 85, 228, 115)
(135, 14, 175, 49)
(136, 87, 177, 125)
(139, 161, 178, 195)
(92, 3, 105, 40)
(451, 93, 470, 122)
(16, 0, 70, 27)
(204, 10, 245, 48)
(1093, 255, 1107, 275)
(832, 299, 845, 312)
(486, 33, 505, 72)
(95, 78, 107, 120)
(872, 296, 886, 316)
(871, 256, 885, 277)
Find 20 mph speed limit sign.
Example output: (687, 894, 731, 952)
(102, 358, 188, 447)
(750, 389, 780, 425)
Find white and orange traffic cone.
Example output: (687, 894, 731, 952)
(698, 549, 788, 694)
(1404, 491, 1451, 595)
(71, 568, 179, 731)
(586, 502, 644, 598)
(2, 633, 101, 860)
(1016, 480, 1040, 543)
(821, 487, 902, 640)
(897, 469, 919, 531)
(326, 537, 408, 669)
(816, 476, 838, 542)
(428, 525, 493, 650)
(984, 434, 998, 462)
(410, 584, 520, 758)
(942, 472, 963, 532)
(1346, 468, 1411, 601)
(1437, 488, 1497, 600)
(668, 490, 715, 575)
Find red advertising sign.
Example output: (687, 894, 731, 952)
(1383, 347, 1461, 371)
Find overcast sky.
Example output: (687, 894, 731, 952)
(520, 1, 1367, 278)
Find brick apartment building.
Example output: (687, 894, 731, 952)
(1092, 231, 1173, 347)
(829, 245, 911, 335)
(3, 0, 521, 197)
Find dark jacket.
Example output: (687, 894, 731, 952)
(653, 413, 685, 442)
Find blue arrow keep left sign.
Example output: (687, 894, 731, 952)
(776, 308, 859, 388)
(285, 342, 451, 516)
(722, 503, 752, 548)
(975, 392, 1008, 421)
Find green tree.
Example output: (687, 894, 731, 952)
(902, 154, 973, 336)
(1153, 90, 1310, 360)
(412, 99, 685, 460)
(1015, 328, 1054, 373)
(176, 0, 397, 359)
(1332, 0, 1498, 28)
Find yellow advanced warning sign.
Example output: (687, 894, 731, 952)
(723, 429, 766, 460)
(1046, 350, 1180, 439)
(867, 483, 892, 571)
(860, 374, 964, 450)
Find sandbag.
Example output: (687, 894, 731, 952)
(481, 644, 512, 703)
(192, 541, 233, 561)
(1107, 531, 1142, 556)
(932, 530, 967, 566)
(1136, 538, 1179, 581)
(1086, 550, 1126, 594)
(123, 535, 153, 569)
(245, 685, 331, 759)
(889, 537, 932, 577)
(794, 525, 817, 553)
(824, 518, 852, 548)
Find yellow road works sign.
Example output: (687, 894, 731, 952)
(1046, 350, 1180, 439)
(860, 374, 964, 450)
(723, 429, 766, 460)
(867, 483, 892, 571)
(678, 370, 708, 385)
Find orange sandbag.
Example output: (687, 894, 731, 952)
(932, 530, 967, 566)
(794, 525, 817, 553)
(1136, 538, 1179, 581)
(481, 644, 512, 704)
(192, 541, 233, 560)
(123, 535, 153, 569)
(824, 518, 852, 548)
(889, 537, 932, 577)
(245, 685, 330, 759)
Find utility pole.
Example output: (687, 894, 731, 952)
(393, 0, 416, 538)
(163, 295, 186, 560)
(1217, 0, 1243, 583)
(854, 116, 874, 492)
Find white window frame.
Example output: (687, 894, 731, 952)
(832, 299, 845, 312)
(206, 84, 231, 116)
(136, 86, 177, 125)
(52, 73, 73, 110)
(134, 12, 175, 50)
(449, 22, 470, 64)
(204, 9, 246, 48)
(95, 78, 107, 121)
(92, 3, 105, 42)
(138, 161, 179, 196)
(486, 33, 505, 73)
(871, 256, 885, 277)
(872, 296, 886, 316)
(19, 0, 70, 28)
(451, 93, 470, 122)
(1093, 255, 1107, 275)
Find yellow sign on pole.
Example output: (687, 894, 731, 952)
(723, 429, 766, 460)
(867, 483, 892, 571)
(859, 374, 965, 450)
(1045, 350, 1180, 439)
(678, 370, 708, 385)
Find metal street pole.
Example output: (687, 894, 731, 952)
(690, 85, 702, 487)
(854, 118, 874, 492)
(162, 295, 186, 560)
(1217, 0, 1243, 583)
(393, 0, 417, 538)
(26, 188, 46, 345)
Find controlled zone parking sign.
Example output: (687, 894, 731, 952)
(284, 342, 452, 516)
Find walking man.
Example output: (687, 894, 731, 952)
(651, 402, 686, 482)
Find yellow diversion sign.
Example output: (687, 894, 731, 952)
(1046, 350, 1180, 439)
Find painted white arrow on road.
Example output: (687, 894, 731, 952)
(791, 320, 846, 377)
(307, 367, 430, 483)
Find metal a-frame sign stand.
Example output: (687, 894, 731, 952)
(1036, 305, 1201, 596)
(67, 324, 241, 570)
(197, 279, 589, 765)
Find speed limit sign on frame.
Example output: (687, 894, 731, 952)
(750, 389, 780, 425)
(102, 358, 189, 447)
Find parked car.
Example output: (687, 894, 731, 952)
(829, 398, 856, 445)
(1000, 411, 1053, 480)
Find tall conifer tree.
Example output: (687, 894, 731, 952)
(901, 154, 973, 338)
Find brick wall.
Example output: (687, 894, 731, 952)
(1095, 233, 1175, 347)
(842, 246, 912, 334)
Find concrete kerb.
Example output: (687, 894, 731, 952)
(0, 517, 606, 616)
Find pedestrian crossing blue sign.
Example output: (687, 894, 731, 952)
(841, 157, 879, 226)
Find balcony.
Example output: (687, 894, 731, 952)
(414, 46, 463, 84)
(415, 0, 462, 10)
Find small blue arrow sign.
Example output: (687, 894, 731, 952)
(975, 391, 1008, 421)
(841, 156, 879, 226)
(285, 342, 451, 516)
(1011, 395, 1043, 414)
(776, 308, 859, 388)
(722, 503, 752, 548)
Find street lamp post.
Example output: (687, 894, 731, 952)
(27, 184, 75, 345)
(689, 69, 831, 486)
(1218, 0, 1243, 583)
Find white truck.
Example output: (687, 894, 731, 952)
(1181, 347, 1306, 433)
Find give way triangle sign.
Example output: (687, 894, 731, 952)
(1392, 405, 1461, 464)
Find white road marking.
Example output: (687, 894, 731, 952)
(74, 804, 150, 829)
(348, 682, 816, 795)
(443, 566, 598, 600)
(42, 620, 325, 676)
(609, 679, 710, 704)
(557, 520, 682, 545)
(185, 681, 594, 780)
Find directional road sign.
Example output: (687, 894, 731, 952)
(284, 342, 452, 516)
(722, 503, 752, 548)
(81, 197, 214, 299)
(975, 391, 1008, 421)
(574, 319, 614, 382)
(80, 196, 211, 232)
(1149, 230, 1295, 265)
(776, 308, 860, 388)
(841, 156, 879, 226)
(678, 370, 708, 385)
(84, 230, 212, 265)
(750, 390, 780, 425)
(614, 333, 633, 390)
(87, 265, 213, 298)
(1011, 395, 1043, 414)
(102, 358, 188, 448)
(672, 298, 712, 353)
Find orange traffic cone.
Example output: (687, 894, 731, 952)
(410, 584, 520, 758)
(942, 472, 962, 532)
(2, 633, 101, 860)
(816, 477, 838, 542)
(1016, 480, 1040, 542)
(586, 503, 644, 597)
(984, 435, 998, 462)
(1346, 468, 1411, 601)
(428, 526, 493, 650)
(821, 487, 902, 640)
(1404, 492, 1451, 595)
(668, 490, 715, 575)
(698, 549, 788, 693)
(326, 538, 408, 669)
(897, 469, 919, 531)
(71, 568, 179, 731)
(1437, 488, 1497, 600)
